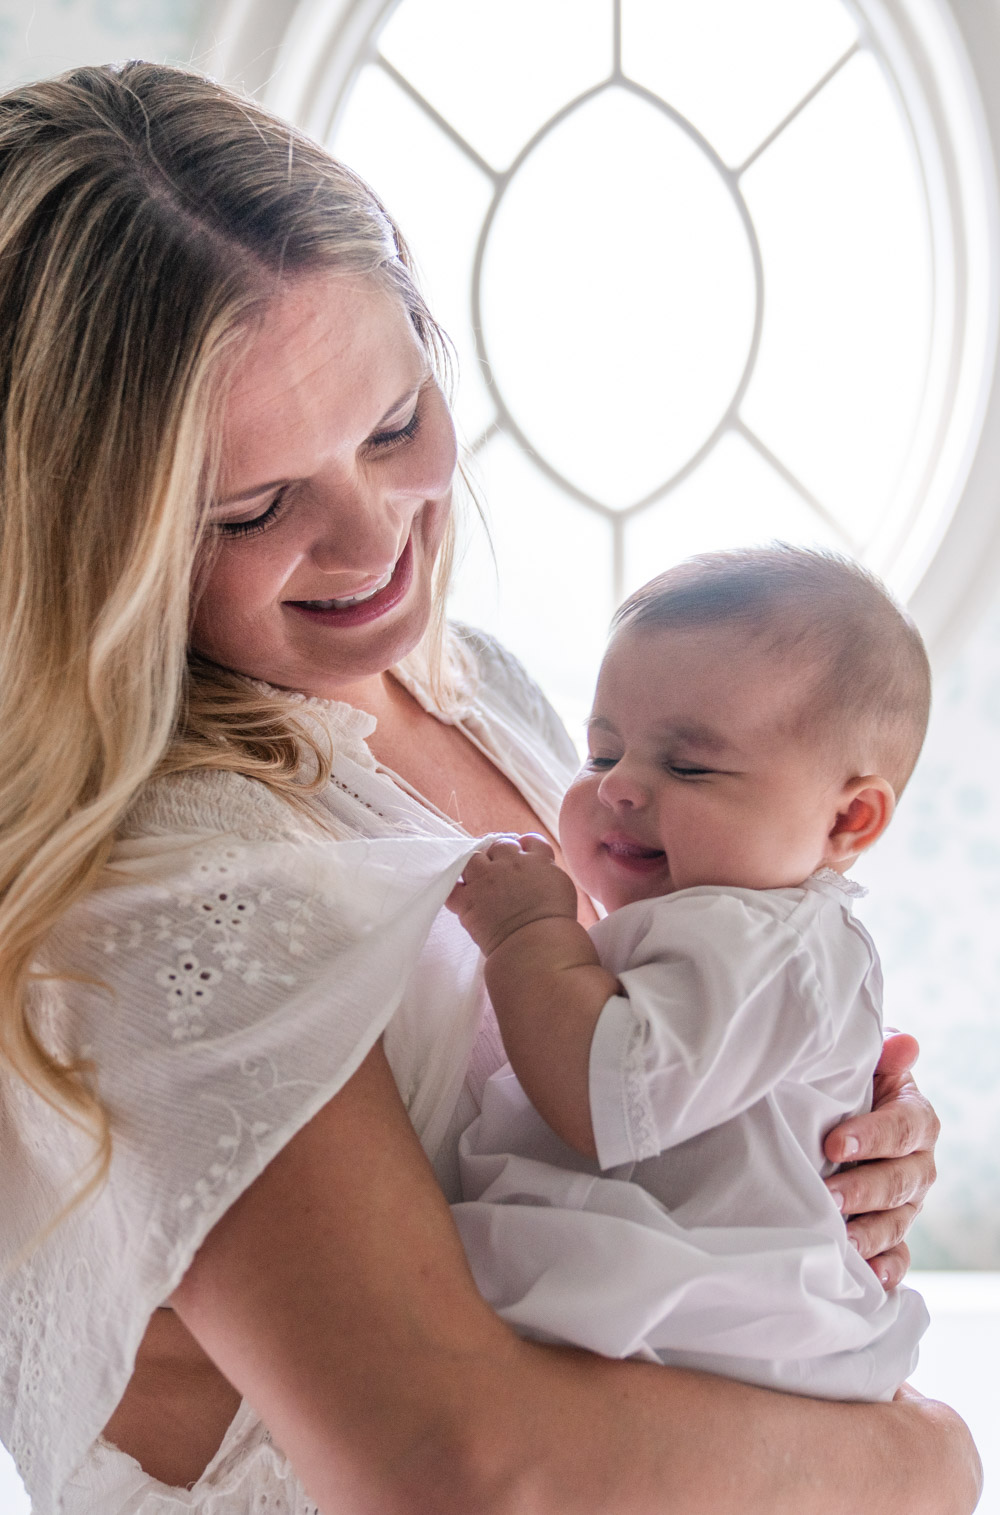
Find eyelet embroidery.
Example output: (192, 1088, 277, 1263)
(3, 630, 579, 1514)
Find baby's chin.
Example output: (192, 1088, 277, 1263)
(596, 875, 679, 913)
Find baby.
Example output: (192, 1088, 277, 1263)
(448, 545, 930, 1401)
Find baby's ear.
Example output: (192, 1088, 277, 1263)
(824, 777, 896, 866)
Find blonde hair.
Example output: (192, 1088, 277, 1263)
(0, 61, 465, 1224)
(614, 545, 932, 796)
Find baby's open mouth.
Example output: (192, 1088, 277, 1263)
(601, 838, 667, 872)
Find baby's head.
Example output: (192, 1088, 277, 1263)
(559, 546, 931, 912)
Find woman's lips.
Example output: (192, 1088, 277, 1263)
(285, 536, 413, 628)
(600, 835, 668, 874)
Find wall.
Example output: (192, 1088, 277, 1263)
(858, 595, 1000, 1267)
(0, 0, 202, 88)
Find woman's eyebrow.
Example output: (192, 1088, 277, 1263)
(216, 477, 293, 507)
(374, 373, 428, 427)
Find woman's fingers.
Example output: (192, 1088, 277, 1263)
(828, 1147, 933, 1220)
(871, 1241, 911, 1291)
(824, 1080, 939, 1165)
(846, 1197, 916, 1271)
(875, 1030, 920, 1079)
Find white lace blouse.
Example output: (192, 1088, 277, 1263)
(0, 629, 579, 1515)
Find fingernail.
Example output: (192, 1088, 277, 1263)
(830, 1189, 846, 1212)
(843, 1137, 860, 1158)
(880, 1268, 891, 1286)
(849, 1233, 861, 1251)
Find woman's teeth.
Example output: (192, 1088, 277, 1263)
(301, 570, 393, 610)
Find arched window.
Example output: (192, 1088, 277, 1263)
(211, 0, 1000, 735)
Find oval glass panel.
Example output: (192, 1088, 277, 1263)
(479, 86, 757, 510)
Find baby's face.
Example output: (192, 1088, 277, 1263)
(559, 624, 848, 912)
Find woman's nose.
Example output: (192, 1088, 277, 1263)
(307, 474, 403, 576)
(597, 764, 647, 810)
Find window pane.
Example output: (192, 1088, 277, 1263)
(332, 63, 496, 442)
(622, 0, 858, 167)
(622, 429, 847, 595)
(378, 0, 613, 171)
(739, 53, 932, 544)
(449, 433, 612, 741)
(480, 87, 756, 509)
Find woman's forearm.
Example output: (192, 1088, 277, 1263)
(494, 1349, 982, 1515)
(171, 1044, 980, 1515)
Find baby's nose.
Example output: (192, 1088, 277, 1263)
(597, 765, 647, 809)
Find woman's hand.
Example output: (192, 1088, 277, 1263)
(824, 1032, 939, 1287)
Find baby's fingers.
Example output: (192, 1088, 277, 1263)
(518, 833, 556, 859)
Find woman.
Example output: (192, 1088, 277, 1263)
(0, 62, 978, 1515)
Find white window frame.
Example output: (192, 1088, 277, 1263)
(201, 0, 1000, 666)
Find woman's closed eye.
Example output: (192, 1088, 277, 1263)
(368, 405, 421, 451)
(212, 404, 423, 539)
(215, 485, 291, 539)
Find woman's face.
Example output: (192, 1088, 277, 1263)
(191, 270, 457, 699)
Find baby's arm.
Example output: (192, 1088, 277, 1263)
(447, 836, 618, 1157)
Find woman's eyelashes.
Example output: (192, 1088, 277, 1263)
(368, 405, 421, 450)
(216, 485, 291, 538)
(214, 403, 424, 538)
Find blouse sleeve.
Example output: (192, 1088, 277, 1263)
(1, 827, 481, 1513)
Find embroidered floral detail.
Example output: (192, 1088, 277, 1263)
(156, 955, 221, 1040)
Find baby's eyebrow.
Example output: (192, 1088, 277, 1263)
(653, 721, 734, 755)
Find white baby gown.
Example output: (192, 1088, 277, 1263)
(454, 872, 928, 1401)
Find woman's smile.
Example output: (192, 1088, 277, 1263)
(285, 532, 414, 626)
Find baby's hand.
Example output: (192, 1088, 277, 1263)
(447, 834, 579, 957)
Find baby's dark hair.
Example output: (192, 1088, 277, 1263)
(612, 545, 931, 796)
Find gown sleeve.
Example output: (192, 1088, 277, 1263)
(1, 826, 481, 1513)
(586, 889, 845, 1167)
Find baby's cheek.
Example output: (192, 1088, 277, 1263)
(558, 784, 600, 889)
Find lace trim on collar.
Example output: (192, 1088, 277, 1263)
(247, 678, 378, 756)
(808, 866, 868, 899)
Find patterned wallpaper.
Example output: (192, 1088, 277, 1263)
(0, 0, 996, 1269)
(858, 595, 1000, 1268)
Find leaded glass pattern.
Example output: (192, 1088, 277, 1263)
(331, 0, 939, 737)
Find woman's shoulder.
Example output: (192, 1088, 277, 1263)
(120, 766, 328, 846)
(449, 623, 580, 773)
